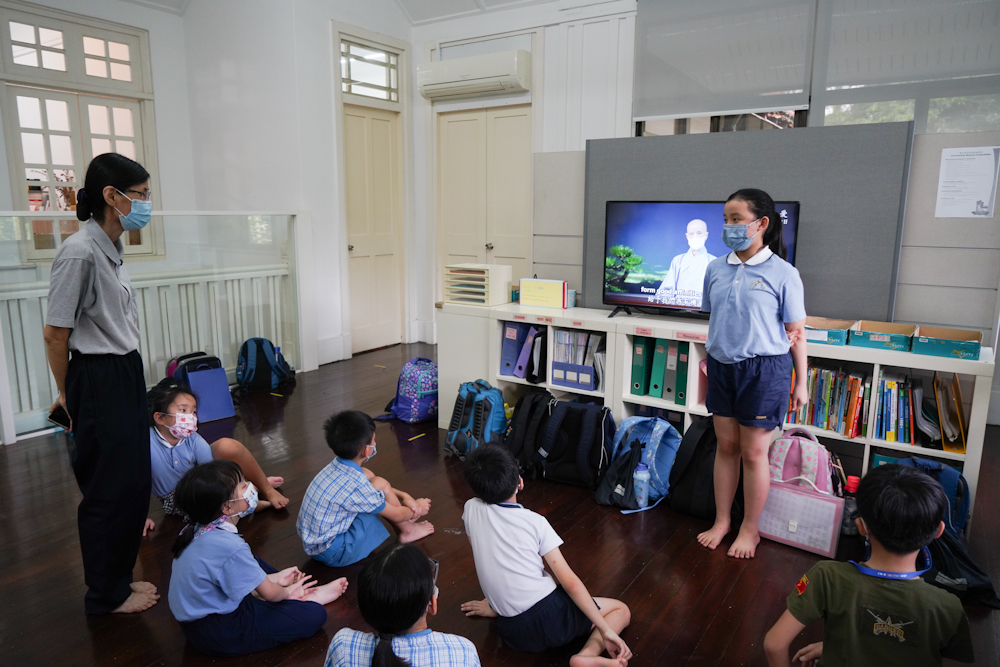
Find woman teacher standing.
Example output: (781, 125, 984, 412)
(44, 153, 159, 614)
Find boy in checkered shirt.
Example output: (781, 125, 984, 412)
(297, 410, 433, 567)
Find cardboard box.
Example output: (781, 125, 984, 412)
(911, 326, 982, 360)
(804, 317, 856, 346)
(848, 321, 915, 352)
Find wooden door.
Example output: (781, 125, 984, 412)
(437, 109, 487, 269)
(486, 105, 531, 282)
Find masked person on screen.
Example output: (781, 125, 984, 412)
(656, 219, 715, 308)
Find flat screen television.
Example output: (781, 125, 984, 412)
(602, 201, 800, 315)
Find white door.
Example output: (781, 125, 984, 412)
(344, 103, 403, 353)
(486, 105, 532, 283)
(438, 108, 487, 268)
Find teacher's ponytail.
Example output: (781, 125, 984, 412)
(726, 188, 787, 260)
(170, 460, 243, 559)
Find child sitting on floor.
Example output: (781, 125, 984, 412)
(145, 382, 287, 531)
(168, 460, 348, 657)
(324, 543, 480, 667)
(763, 464, 974, 667)
(297, 410, 433, 567)
(460, 444, 632, 667)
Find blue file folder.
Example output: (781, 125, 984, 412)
(514, 326, 540, 378)
(500, 322, 529, 376)
(187, 367, 236, 422)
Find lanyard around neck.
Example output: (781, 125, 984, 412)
(850, 546, 932, 580)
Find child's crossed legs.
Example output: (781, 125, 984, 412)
(362, 467, 433, 542)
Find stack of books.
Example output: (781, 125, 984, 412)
(785, 366, 872, 438)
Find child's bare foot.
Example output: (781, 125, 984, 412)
(267, 476, 284, 488)
(398, 520, 434, 543)
(129, 581, 156, 595)
(111, 588, 159, 613)
(461, 598, 498, 617)
(302, 577, 349, 605)
(264, 488, 290, 510)
(727, 525, 760, 559)
(697, 519, 730, 550)
(569, 656, 628, 667)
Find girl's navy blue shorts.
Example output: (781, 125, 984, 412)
(495, 586, 598, 653)
(706, 353, 792, 430)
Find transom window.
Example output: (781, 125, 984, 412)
(340, 40, 398, 102)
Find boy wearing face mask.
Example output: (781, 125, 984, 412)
(146, 383, 288, 532)
(297, 410, 434, 568)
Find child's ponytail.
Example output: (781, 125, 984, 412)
(358, 544, 436, 667)
(170, 460, 243, 559)
(726, 188, 788, 260)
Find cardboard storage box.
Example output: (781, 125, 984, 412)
(804, 317, 856, 346)
(911, 326, 982, 361)
(848, 321, 915, 352)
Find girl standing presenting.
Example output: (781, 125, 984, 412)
(696, 189, 808, 559)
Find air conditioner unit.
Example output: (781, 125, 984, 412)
(418, 49, 531, 101)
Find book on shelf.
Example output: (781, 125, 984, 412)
(786, 364, 871, 439)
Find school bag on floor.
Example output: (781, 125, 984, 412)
(167, 352, 223, 386)
(768, 427, 836, 494)
(503, 389, 555, 477)
(444, 380, 507, 460)
(606, 416, 682, 505)
(595, 438, 646, 510)
(668, 418, 744, 524)
(535, 402, 615, 490)
(236, 338, 295, 393)
(896, 457, 969, 537)
(380, 358, 438, 424)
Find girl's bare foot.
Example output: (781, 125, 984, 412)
(727, 525, 760, 559)
(129, 581, 156, 595)
(264, 488, 290, 510)
(267, 476, 284, 488)
(398, 520, 434, 543)
(461, 598, 498, 617)
(112, 589, 159, 613)
(697, 519, 730, 550)
(302, 577, 349, 605)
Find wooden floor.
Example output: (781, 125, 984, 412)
(0, 342, 997, 667)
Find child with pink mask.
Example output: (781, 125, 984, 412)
(144, 382, 288, 532)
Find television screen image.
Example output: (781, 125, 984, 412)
(603, 201, 800, 313)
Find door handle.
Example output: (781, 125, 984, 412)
(348, 245, 354, 251)
(485, 243, 494, 250)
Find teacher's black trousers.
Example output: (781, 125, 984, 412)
(65, 351, 151, 614)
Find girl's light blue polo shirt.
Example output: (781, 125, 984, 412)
(702, 247, 806, 364)
(149, 427, 214, 497)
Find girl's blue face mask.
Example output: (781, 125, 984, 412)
(115, 189, 153, 231)
(722, 218, 761, 252)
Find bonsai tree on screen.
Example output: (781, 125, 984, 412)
(605, 245, 643, 292)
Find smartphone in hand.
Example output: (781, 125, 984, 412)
(48, 405, 71, 430)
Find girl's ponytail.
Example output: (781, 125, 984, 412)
(371, 633, 404, 667)
(172, 523, 195, 559)
(170, 460, 243, 559)
(726, 188, 788, 260)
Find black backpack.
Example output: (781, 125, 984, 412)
(668, 418, 744, 523)
(503, 389, 554, 476)
(595, 437, 645, 510)
(921, 514, 1000, 608)
(536, 402, 615, 490)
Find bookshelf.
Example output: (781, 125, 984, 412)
(439, 303, 995, 531)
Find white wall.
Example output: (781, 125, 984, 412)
(182, 0, 411, 366)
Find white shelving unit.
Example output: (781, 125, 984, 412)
(440, 303, 996, 530)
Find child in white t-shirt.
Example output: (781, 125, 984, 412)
(460, 445, 632, 666)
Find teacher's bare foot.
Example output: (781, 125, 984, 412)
(112, 588, 159, 613)
(129, 581, 156, 595)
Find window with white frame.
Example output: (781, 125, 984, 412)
(340, 39, 399, 102)
(0, 1, 156, 259)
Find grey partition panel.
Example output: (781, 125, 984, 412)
(582, 123, 914, 321)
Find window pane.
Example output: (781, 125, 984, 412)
(108, 41, 129, 61)
(109, 62, 131, 81)
(60, 219, 79, 236)
(823, 101, 914, 126)
(341, 58, 348, 79)
(91, 137, 112, 156)
(127, 229, 141, 245)
(116, 139, 135, 159)
(32, 219, 55, 245)
(49, 135, 73, 165)
(349, 44, 387, 61)
(9, 21, 34, 44)
(20, 132, 46, 163)
(85, 57, 107, 77)
(349, 84, 388, 100)
(26, 167, 48, 181)
(55, 186, 76, 211)
(350, 59, 387, 87)
(40, 49, 66, 71)
(16, 96, 42, 129)
(46, 99, 70, 132)
(53, 168, 75, 182)
(38, 28, 63, 49)
(83, 36, 105, 57)
(88, 104, 110, 135)
(12, 45, 38, 67)
(927, 94, 1000, 134)
(112, 107, 133, 136)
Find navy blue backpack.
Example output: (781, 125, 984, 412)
(896, 456, 969, 537)
(235, 338, 295, 393)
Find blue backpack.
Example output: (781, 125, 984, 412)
(380, 358, 438, 424)
(896, 457, 969, 537)
(235, 338, 295, 393)
(608, 416, 682, 504)
(445, 380, 507, 460)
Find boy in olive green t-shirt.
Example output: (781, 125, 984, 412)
(763, 464, 974, 667)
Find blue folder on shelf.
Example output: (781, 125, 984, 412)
(187, 367, 236, 422)
(514, 326, 540, 378)
(500, 322, 530, 376)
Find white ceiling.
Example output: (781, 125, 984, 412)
(394, 0, 559, 25)
(118, 0, 192, 16)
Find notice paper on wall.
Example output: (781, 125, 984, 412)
(934, 146, 1000, 218)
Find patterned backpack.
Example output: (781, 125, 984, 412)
(768, 427, 835, 494)
(381, 358, 438, 424)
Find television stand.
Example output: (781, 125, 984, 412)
(608, 306, 632, 318)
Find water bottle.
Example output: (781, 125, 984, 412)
(633, 463, 651, 509)
(841, 475, 860, 535)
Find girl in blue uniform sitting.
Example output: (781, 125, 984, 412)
(168, 460, 348, 656)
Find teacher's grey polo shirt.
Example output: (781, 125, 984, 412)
(46, 221, 140, 355)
